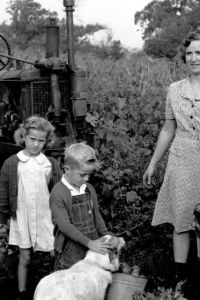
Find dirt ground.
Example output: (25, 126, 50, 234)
(0, 251, 53, 300)
(0, 228, 200, 300)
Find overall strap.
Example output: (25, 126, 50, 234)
(59, 182, 96, 220)
(47, 156, 62, 191)
(86, 182, 96, 199)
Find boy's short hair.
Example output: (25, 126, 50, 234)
(64, 142, 99, 169)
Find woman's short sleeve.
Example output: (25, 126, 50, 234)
(165, 85, 175, 120)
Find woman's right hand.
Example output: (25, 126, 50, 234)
(87, 237, 111, 254)
(143, 164, 155, 188)
(143, 120, 176, 189)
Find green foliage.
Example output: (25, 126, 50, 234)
(78, 51, 187, 281)
(84, 52, 186, 194)
(84, 53, 166, 206)
(59, 20, 107, 54)
(90, 39, 126, 60)
(135, 0, 200, 59)
(4, 0, 57, 50)
(0, 0, 124, 62)
(0, 0, 193, 286)
(135, 0, 178, 39)
(132, 288, 186, 299)
(143, 15, 190, 59)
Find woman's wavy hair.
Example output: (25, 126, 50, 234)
(179, 26, 200, 63)
(14, 115, 55, 148)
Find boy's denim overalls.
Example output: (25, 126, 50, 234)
(54, 188, 99, 270)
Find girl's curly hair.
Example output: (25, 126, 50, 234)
(14, 115, 55, 148)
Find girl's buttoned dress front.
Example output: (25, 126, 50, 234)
(9, 151, 54, 251)
(152, 77, 200, 233)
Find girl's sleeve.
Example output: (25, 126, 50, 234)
(47, 157, 63, 192)
(49, 189, 90, 247)
(165, 85, 175, 120)
(0, 161, 10, 224)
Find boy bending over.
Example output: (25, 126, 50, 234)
(50, 142, 111, 270)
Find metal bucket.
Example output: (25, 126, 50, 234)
(106, 272, 147, 300)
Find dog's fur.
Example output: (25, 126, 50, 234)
(33, 236, 124, 300)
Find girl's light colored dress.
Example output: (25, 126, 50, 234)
(9, 150, 54, 251)
(152, 77, 200, 233)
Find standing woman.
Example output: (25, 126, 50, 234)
(143, 29, 200, 296)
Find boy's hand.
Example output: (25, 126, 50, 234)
(87, 237, 111, 254)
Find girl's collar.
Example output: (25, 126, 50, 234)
(17, 150, 47, 165)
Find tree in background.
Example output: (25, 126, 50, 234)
(3, 0, 57, 50)
(90, 32, 125, 60)
(59, 20, 105, 54)
(0, 0, 125, 61)
(135, 0, 200, 59)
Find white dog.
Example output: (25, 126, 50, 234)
(33, 235, 125, 300)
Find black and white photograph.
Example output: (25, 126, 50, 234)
(0, 0, 200, 299)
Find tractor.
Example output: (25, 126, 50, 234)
(0, 0, 93, 168)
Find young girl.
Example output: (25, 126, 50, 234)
(49, 142, 112, 271)
(0, 116, 62, 300)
